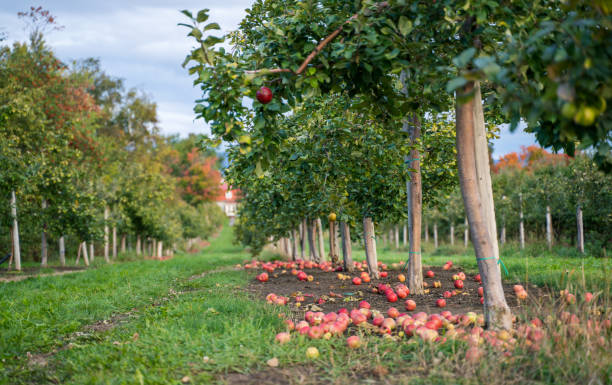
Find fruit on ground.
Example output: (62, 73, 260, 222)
(585, 292, 593, 302)
(398, 274, 406, 282)
(347, 335, 361, 349)
(405, 299, 416, 311)
(380, 271, 388, 278)
(478, 287, 484, 297)
(474, 274, 482, 282)
(454, 280, 464, 289)
(436, 299, 446, 308)
(308, 326, 324, 339)
(387, 307, 400, 318)
(328, 213, 337, 222)
(426, 270, 435, 278)
(517, 290, 528, 300)
(297, 271, 308, 281)
(256, 86, 273, 104)
(443, 291, 452, 298)
(386, 291, 398, 303)
(305, 347, 319, 359)
(352, 277, 362, 285)
(257, 273, 269, 282)
(275, 332, 291, 344)
(358, 300, 370, 309)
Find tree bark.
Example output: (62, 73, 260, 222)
(403, 224, 407, 247)
(546, 205, 553, 251)
(41, 199, 48, 266)
(89, 242, 94, 261)
(362, 217, 379, 279)
(424, 221, 429, 242)
(501, 222, 506, 245)
(59, 236, 66, 266)
(456, 81, 512, 329)
(157, 241, 163, 258)
(329, 220, 339, 265)
(10, 190, 21, 271)
(153, 239, 157, 258)
(291, 229, 298, 261)
(519, 193, 525, 250)
(450, 223, 455, 246)
(136, 235, 141, 255)
(340, 221, 354, 272)
(394, 225, 400, 249)
(316, 217, 326, 262)
(307, 219, 318, 261)
(433, 223, 439, 248)
(112, 226, 117, 258)
(300, 218, 307, 259)
(82, 241, 90, 266)
(577, 205, 584, 254)
(473, 81, 500, 262)
(104, 206, 110, 262)
(121, 234, 126, 253)
(464, 217, 469, 248)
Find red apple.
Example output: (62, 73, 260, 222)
(347, 335, 361, 348)
(352, 277, 362, 285)
(426, 270, 435, 278)
(474, 274, 482, 282)
(584, 292, 593, 303)
(308, 326, 324, 339)
(478, 287, 484, 297)
(387, 307, 400, 318)
(297, 271, 308, 281)
(443, 291, 452, 299)
(380, 271, 388, 278)
(454, 280, 464, 289)
(257, 272, 269, 282)
(256, 86, 273, 104)
(386, 291, 398, 303)
(436, 299, 446, 308)
(358, 300, 370, 309)
(405, 299, 416, 311)
(275, 332, 291, 344)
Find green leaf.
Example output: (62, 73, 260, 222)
(204, 23, 221, 31)
(446, 77, 467, 93)
(398, 16, 413, 36)
(180, 10, 193, 19)
(452, 47, 476, 68)
(196, 9, 210, 23)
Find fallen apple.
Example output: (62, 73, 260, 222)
(347, 335, 361, 349)
(352, 277, 362, 285)
(257, 273, 269, 282)
(454, 280, 464, 289)
(275, 332, 291, 344)
(305, 346, 319, 359)
(436, 299, 446, 308)
(398, 274, 406, 282)
(405, 299, 416, 311)
(426, 270, 435, 278)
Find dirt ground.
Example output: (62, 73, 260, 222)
(247, 263, 541, 318)
(0, 266, 87, 282)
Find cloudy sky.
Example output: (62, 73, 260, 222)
(0, 1, 537, 157)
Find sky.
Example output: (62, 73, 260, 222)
(0, 1, 538, 158)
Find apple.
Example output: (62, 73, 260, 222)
(275, 332, 291, 344)
(398, 274, 406, 282)
(458, 272, 466, 280)
(405, 299, 417, 311)
(380, 271, 388, 278)
(516, 290, 528, 300)
(454, 280, 464, 289)
(426, 270, 435, 278)
(433, 281, 441, 288)
(396, 288, 408, 299)
(358, 300, 370, 309)
(565, 293, 576, 304)
(347, 335, 361, 349)
(257, 273, 269, 282)
(386, 291, 398, 303)
(351, 312, 367, 325)
(436, 299, 446, 308)
(443, 291, 452, 299)
(474, 274, 481, 282)
(305, 347, 319, 359)
(297, 271, 308, 281)
(308, 326, 324, 339)
(585, 292, 593, 303)
(478, 287, 484, 297)
(443, 263, 451, 270)
(352, 277, 362, 285)
(513, 284, 524, 293)
(480, 297, 484, 304)
(372, 315, 384, 326)
(378, 283, 389, 293)
(387, 307, 400, 318)
(256, 86, 273, 104)
(445, 261, 453, 267)
(266, 293, 277, 303)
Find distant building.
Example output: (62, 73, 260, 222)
(216, 180, 240, 218)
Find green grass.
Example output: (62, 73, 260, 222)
(2, 227, 611, 384)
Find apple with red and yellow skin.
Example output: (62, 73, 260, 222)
(474, 274, 482, 282)
(359, 300, 370, 309)
(387, 307, 400, 318)
(386, 291, 398, 303)
(297, 271, 308, 281)
(372, 315, 384, 326)
(352, 277, 362, 285)
(426, 270, 435, 278)
(454, 280, 464, 289)
(257, 272, 269, 282)
(308, 326, 324, 339)
(405, 299, 417, 311)
(380, 271, 388, 278)
(398, 274, 406, 282)
(443, 291, 452, 299)
(347, 335, 361, 348)
(585, 292, 594, 303)
(478, 287, 484, 297)
(436, 299, 446, 308)
(256, 86, 273, 104)
(275, 332, 291, 344)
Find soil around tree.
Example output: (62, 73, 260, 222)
(247, 263, 542, 319)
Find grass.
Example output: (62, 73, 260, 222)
(1, 227, 611, 384)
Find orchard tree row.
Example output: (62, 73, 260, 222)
(0, 8, 225, 270)
(182, 1, 611, 329)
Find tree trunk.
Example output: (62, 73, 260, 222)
(153, 239, 157, 258)
(104, 206, 110, 262)
(112, 226, 117, 258)
(136, 235, 141, 255)
(433, 223, 439, 248)
(82, 241, 90, 266)
(300, 218, 307, 259)
(41, 199, 48, 266)
(403, 224, 407, 247)
(519, 193, 525, 250)
(501, 222, 506, 245)
(388, 229, 393, 248)
(316, 217, 325, 262)
(456, 80, 512, 329)
(121, 234, 126, 253)
(546, 205, 553, 251)
(450, 223, 455, 246)
(157, 241, 163, 258)
(307, 219, 318, 261)
(464, 217, 469, 248)
(473, 81, 500, 262)
(340, 221, 354, 272)
(394, 225, 400, 249)
(329, 220, 338, 265)
(424, 221, 429, 242)
(362, 216, 379, 279)
(291, 229, 298, 261)
(59, 236, 66, 266)
(89, 242, 94, 261)
(577, 205, 584, 254)
(10, 190, 21, 271)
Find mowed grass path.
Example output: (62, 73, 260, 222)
(1, 226, 610, 384)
